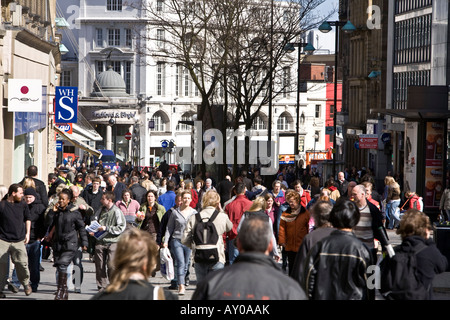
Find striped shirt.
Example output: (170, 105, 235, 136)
(353, 204, 374, 249)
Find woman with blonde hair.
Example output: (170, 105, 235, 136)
(91, 228, 176, 300)
(236, 196, 280, 261)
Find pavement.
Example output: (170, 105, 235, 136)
(1, 229, 450, 301)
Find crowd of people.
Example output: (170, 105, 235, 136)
(0, 161, 449, 300)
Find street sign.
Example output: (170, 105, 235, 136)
(359, 134, 378, 149)
(55, 86, 78, 123)
(56, 141, 63, 152)
(125, 132, 132, 140)
(161, 141, 168, 148)
(55, 123, 73, 134)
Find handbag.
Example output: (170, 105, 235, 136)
(159, 247, 174, 281)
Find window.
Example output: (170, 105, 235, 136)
(329, 105, 335, 119)
(157, 62, 166, 96)
(315, 105, 321, 118)
(125, 61, 131, 94)
(96, 61, 105, 75)
(107, 0, 122, 11)
(108, 29, 120, 46)
(156, 0, 164, 13)
(61, 71, 71, 86)
(184, 67, 190, 96)
(125, 29, 132, 47)
(175, 64, 182, 97)
(252, 116, 267, 130)
(282, 67, 290, 98)
(277, 113, 291, 131)
(150, 112, 167, 132)
(96, 28, 103, 47)
(176, 113, 194, 131)
(156, 29, 165, 48)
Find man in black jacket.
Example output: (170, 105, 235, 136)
(192, 215, 306, 300)
(0, 184, 32, 298)
(106, 174, 126, 204)
(129, 176, 147, 205)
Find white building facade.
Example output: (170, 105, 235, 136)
(58, 0, 329, 173)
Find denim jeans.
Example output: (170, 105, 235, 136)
(169, 238, 191, 286)
(194, 261, 224, 283)
(26, 241, 41, 290)
(226, 238, 239, 265)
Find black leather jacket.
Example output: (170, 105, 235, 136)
(302, 229, 373, 300)
(192, 252, 307, 300)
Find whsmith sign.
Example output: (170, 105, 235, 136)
(55, 86, 78, 123)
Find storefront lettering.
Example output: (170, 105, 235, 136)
(91, 110, 138, 120)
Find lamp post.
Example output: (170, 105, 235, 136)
(319, 20, 355, 179)
(284, 41, 315, 178)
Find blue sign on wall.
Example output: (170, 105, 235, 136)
(56, 141, 63, 152)
(55, 86, 78, 123)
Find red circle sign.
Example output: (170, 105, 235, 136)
(125, 132, 132, 140)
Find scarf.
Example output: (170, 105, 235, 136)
(280, 207, 301, 223)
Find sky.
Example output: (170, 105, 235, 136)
(311, 0, 339, 53)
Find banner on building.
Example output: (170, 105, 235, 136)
(424, 122, 445, 208)
(55, 86, 78, 123)
(8, 79, 42, 112)
(404, 122, 418, 194)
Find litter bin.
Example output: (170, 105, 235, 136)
(433, 225, 450, 271)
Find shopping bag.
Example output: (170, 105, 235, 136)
(159, 247, 174, 281)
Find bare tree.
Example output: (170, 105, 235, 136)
(135, 0, 335, 177)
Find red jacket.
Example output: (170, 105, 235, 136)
(225, 194, 253, 240)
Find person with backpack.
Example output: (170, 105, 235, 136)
(403, 191, 423, 212)
(182, 190, 232, 283)
(380, 209, 448, 300)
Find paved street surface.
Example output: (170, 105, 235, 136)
(1, 229, 450, 301)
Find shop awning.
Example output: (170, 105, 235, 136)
(54, 125, 102, 158)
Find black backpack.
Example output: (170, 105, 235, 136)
(192, 210, 220, 264)
(379, 242, 429, 300)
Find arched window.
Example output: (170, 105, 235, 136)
(277, 112, 293, 131)
(176, 112, 195, 131)
(150, 111, 169, 132)
(251, 112, 268, 130)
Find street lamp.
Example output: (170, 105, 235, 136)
(284, 40, 315, 178)
(319, 19, 355, 179)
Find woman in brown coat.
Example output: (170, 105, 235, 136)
(278, 190, 310, 277)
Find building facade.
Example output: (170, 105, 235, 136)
(0, 0, 62, 186)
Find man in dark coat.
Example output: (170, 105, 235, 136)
(106, 174, 126, 203)
(129, 176, 147, 205)
(192, 215, 306, 300)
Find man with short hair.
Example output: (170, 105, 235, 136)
(224, 182, 252, 264)
(351, 184, 391, 258)
(192, 215, 307, 300)
(129, 176, 147, 205)
(158, 180, 176, 211)
(0, 184, 32, 298)
(90, 191, 126, 290)
(336, 171, 349, 198)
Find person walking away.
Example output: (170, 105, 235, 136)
(90, 191, 126, 291)
(300, 198, 373, 300)
(162, 190, 197, 295)
(224, 183, 253, 264)
(91, 228, 177, 300)
(0, 184, 32, 298)
(45, 188, 88, 300)
(129, 176, 148, 205)
(291, 200, 335, 284)
(158, 180, 177, 212)
(192, 215, 307, 300)
(381, 209, 448, 300)
(182, 190, 232, 283)
(386, 182, 402, 229)
(278, 190, 310, 276)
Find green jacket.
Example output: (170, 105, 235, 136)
(136, 202, 166, 227)
(94, 204, 126, 245)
